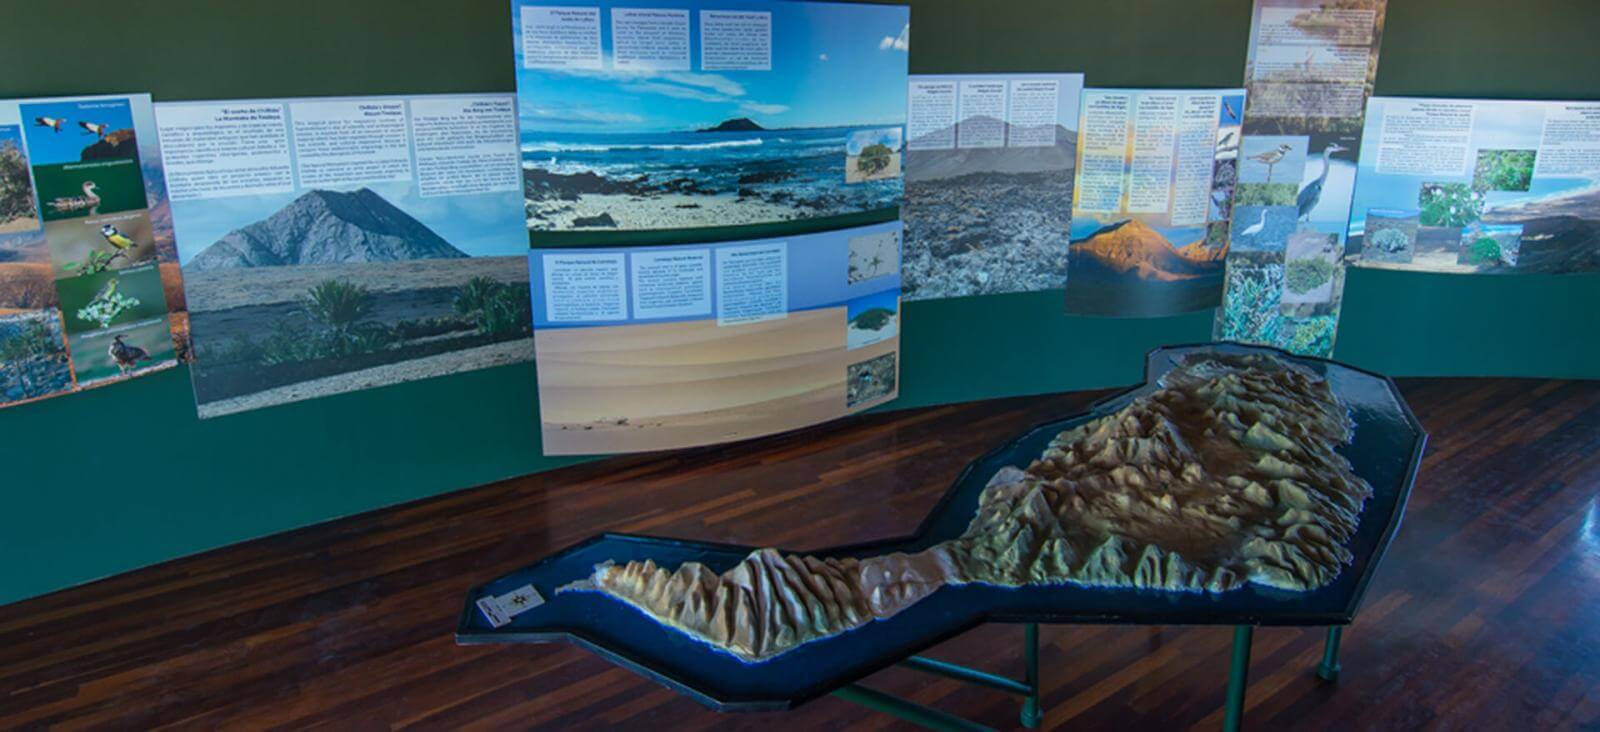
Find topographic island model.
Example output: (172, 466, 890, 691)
(562, 353, 1373, 662)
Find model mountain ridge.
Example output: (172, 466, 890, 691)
(1070, 219, 1220, 282)
(185, 188, 467, 270)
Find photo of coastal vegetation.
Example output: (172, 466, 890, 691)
(1359, 208, 1418, 264)
(902, 74, 1083, 301)
(514, 0, 909, 237)
(1473, 149, 1536, 192)
(0, 126, 38, 235)
(845, 128, 902, 184)
(1282, 231, 1340, 306)
(846, 289, 897, 350)
(173, 179, 533, 418)
(1348, 98, 1600, 276)
(1457, 223, 1524, 269)
(0, 310, 71, 405)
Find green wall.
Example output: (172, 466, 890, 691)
(2, 0, 1596, 607)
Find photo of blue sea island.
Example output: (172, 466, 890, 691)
(514, 0, 910, 233)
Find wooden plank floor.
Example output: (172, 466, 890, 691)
(3, 378, 1599, 730)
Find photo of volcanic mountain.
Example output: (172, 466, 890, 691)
(1063, 219, 1228, 317)
(178, 186, 532, 418)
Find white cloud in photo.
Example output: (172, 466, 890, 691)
(739, 101, 790, 116)
(880, 24, 908, 52)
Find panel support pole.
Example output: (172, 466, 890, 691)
(1223, 625, 1253, 732)
(1316, 626, 1343, 682)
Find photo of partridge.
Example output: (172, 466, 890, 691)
(109, 334, 152, 375)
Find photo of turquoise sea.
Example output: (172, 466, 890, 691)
(514, 0, 910, 241)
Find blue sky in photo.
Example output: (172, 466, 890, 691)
(1220, 94, 1244, 126)
(846, 127, 901, 155)
(513, 0, 909, 133)
(172, 181, 527, 264)
(847, 287, 897, 319)
(18, 98, 136, 166)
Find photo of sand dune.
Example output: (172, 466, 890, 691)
(537, 308, 896, 454)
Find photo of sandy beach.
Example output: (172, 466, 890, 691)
(536, 308, 896, 454)
(514, 0, 909, 237)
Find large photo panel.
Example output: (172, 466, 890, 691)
(1348, 97, 1600, 276)
(531, 221, 902, 455)
(1064, 87, 1246, 318)
(901, 73, 1085, 301)
(513, 0, 910, 244)
(158, 94, 535, 418)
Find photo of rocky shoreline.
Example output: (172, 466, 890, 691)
(522, 123, 904, 233)
(901, 120, 1077, 300)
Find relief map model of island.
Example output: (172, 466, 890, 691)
(560, 353, 1373, 662)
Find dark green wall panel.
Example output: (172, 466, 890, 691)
(1, 0, 1596, 606)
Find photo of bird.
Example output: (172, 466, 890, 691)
(1298, 142, 1349, 222)
(47, 181, 101, 215)
(32, 116, 64, 132)
(1249, 143, 1294, 183)
(1238, 208, 1269, 242)
(1223, 98, 1239, 123)
(78, 121, 108, 138)
(99, 223, 137, 251)
(1216, 128, 1241, 157)
(108, 334, 152, 376)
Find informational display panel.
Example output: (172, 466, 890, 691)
(532, 221, 902, 455)
(512, 0, 910, 240)
(1064, 88, 1245, 317)
(1214, 0, 1387, 357)
(157, 94, 533, 418)
(901, 73, 1084, 301)
(0, 94, 186, 409)
(1348, 97, 1600, 275)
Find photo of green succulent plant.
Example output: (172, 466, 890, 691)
(1472, 149, 1536, 192)
(1456, 222, 1524, 269)
(1360, 208, 1420, 264)
(1286, 257, 1335, 294)
(1418, 183, 1484, 228)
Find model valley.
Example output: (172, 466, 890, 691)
(562, 353, 1373, 662)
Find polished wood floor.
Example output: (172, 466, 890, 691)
(3, 378, 1598, 730)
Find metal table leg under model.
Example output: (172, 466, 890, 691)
(832, 623, 1042, 731)
(1223, 625, 1253, 732)
(1317, 626, 1343, 682)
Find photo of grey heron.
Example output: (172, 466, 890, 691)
(1298, 142, 1350, 222)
